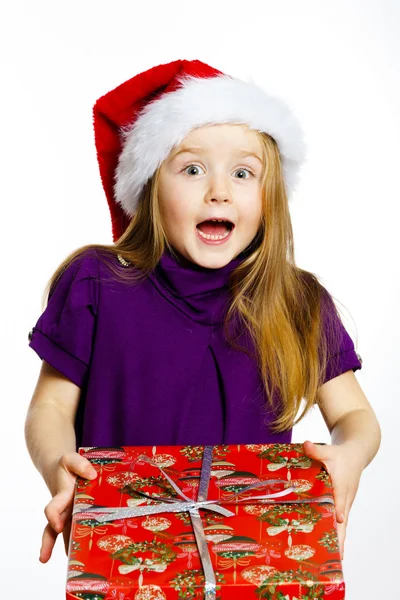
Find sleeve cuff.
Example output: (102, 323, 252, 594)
(323, 347, 362, 384)
(28, 327, 87, 389)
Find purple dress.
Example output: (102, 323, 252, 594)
(28, 248, 362, 450)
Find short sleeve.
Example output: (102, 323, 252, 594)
(319, 287, 363, 385)
(28, 249, 99, 388)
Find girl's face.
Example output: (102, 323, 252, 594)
(158, 124, 264, 269)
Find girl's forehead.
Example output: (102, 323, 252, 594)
(184, 122, 259, 142)
(172, 123, 263, 157)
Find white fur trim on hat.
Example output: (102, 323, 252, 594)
(114, 74, 307, 217)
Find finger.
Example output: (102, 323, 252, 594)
(342, 495, 351, 527)
(39, 522, 58, 563)
(60, 505, 73, 523)
(40, 506, 73, 562)
(336, 521, 346, 561)
(333, 487, 348, 524)
(60, 453, 97, 481)
(58, 504, 73, 533)
(335, 494, 350, 560)
(44, 488, 75, 533)
(341, 500, 350, 561)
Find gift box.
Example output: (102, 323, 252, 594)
(66, 444, 345, 600)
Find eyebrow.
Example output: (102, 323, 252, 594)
(170, 146, 263, 164)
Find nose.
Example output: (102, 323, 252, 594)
(205, 173, 232, 204)
(210, 195, 230, 203)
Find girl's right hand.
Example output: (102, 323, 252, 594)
(39, 452, 97, 563)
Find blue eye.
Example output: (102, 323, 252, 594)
(184, 164, 204, 176)
(182, 165, 254, 178)
(235, 168, 253, 179)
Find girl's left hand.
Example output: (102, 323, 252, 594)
(302, 440, 365, 561)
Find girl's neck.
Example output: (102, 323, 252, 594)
(147, 246, 246, 326)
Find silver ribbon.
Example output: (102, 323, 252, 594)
(73, 446, 333, 600)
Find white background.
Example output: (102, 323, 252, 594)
(1, 0, 398, 597)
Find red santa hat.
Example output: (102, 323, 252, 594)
(93, 59, 307, 242)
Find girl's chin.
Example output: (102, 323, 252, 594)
(170, 237, 238, 268)
(189, 249, 236, 269)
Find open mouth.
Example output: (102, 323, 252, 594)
(196, 219, 235, 241)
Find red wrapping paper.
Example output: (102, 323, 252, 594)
(66, 443, 345, 599)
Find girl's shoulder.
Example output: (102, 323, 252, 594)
(66, 246, 134, 281)
(55, 246, 100, 281)
(29, 247, 101, 388)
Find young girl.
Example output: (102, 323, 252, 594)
(25, 59, 380, 568)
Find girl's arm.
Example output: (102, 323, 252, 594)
(25, 360, 81, 495)
(303, 369, 381, 560)
(316, 369, 381, 468)
(25, 360, 97, 562)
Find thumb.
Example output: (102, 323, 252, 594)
(302, 440, 332, 464)
(61, 453, 97, 481)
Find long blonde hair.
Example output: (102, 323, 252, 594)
(41, 131, 355, 433)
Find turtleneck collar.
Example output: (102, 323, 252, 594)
(147, 247, 246, 325)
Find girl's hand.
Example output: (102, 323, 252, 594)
(302, 440, 365, 561)
(39, 452, 97, 563)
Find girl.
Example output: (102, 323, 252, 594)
(25, 59, 380, 568)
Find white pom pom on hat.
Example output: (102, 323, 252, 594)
(93, 59, 307, 242)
